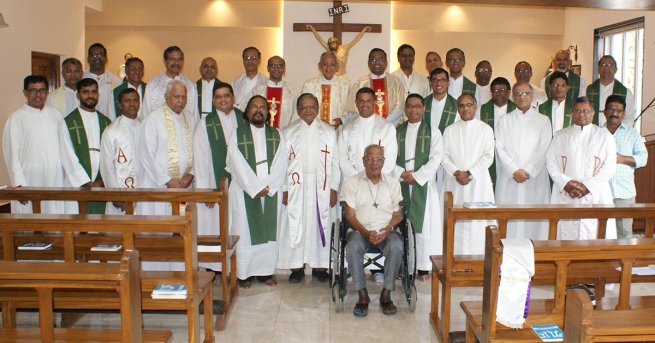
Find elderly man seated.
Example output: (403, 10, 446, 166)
(341, 144, 404, 317)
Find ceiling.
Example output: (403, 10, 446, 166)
(331, 0, 655, 10)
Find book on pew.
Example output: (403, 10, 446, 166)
(91, 244, 122, 251)
(463, 201, 496, 208)
(18, 242, 52, 250)
(152, 284, 187, 299)
(197, 242, 221, 252)
(531, 323, 563, 342)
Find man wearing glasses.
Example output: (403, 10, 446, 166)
(239, 56, 298, 130)
(586, 55, 636, 126)
(111, 57, 147, 120)
(546, 96, 617, 240)
(514, 61, 547, 107)
(539, 71, 574, 137)
(3, 75, 65, 214)
(445, 48, 479, 102)
(442, 93, 495, 254)
(423, 67, 459, 134)
(48, 58, 82, 116)
(83, 43, 122, 120)
(232, 47, 267, 105)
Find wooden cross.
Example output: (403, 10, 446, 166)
(68, 120, 85, 145)
(292, 1, 381, 43)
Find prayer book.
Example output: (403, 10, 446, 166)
(18, 242, 52, 250)
(152, 284, 187, 299)
(91, 244, 122, 251)
(531, 323, 563, 342)
(463, 201, 496, 208)
(197, 242, 222, 252)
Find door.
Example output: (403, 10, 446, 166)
(31, 51, 60, 93)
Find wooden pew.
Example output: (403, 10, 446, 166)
(0, 249, 173, 343)
(0, 180, 238, 331)
(461, 226, 655, 343)
(0, 210, 215, 343)
(430, 191, 655, 343)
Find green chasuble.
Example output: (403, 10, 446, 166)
(112, 82, 146, 117)
(396, 121, 431, 233)
(544, 71, 581, 102)
(462, 76, 477, 97)
(64, 109, 112, 214)
(479, 100, 516, 190)
(538, 99, 573, 130)
(236, 124, 280, 245)
(586, 79, 627, 125)
(422, 94, 458, 134)
(205, 107, 246, 189)
(197, 78, 223, 117)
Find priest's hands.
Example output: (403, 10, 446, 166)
(255, 186, 270, 198)
(332, 118, 342, 129)
(84, 180, 104, 188)
(400, 170, 416, 185)
(369, 225, 391, 245)
(512, 169, 530, 183)
(564, 180, 590, 199)
(330, 189, 337, 208)
(282, 191, 288, 205)
(454, 170, 471, 186)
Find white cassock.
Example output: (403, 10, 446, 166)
(2, 104, 65, 214)
(391, 122, 443, 271)
(192, 109, 238, 271)
(391, 69, 431, 98)
(448, 75, 481, 104)
(477, 84, 491, 106)
(59, 108, 102, 214)
(226, 124, 287, 279)
(495, 108, 552, 240)
(301, 74, 351, 124)
(47, 86, 78, 116)
(142, 73, 199, 119)
(343, 73, 406, 126)
(232, 72, 267, 106)
(238, 80, 299, 130)
(99, 115, 142, 215)
(442, 118, 495, 255)
(338, 114, 398, 182)
(279, 119, 340, 269)
(546, 124, 617, 240)
(83, 69, 122, 120)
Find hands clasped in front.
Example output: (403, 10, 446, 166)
(564, 180, 589, 199)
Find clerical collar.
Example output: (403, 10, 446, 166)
(78, 107, 96, 116)
(65, 86, 77, 93)
(88, 71, 106, 79)
(202, 79, 215, 85)
(370, 73, 387, 79)
(450, 74, 463, 81)
(24, 103, 45, 112)
(552, 98, 566, 105)
(267, 79, 284, 87)
(408, 121, 421, 128)
(250, 124, 265, 132)
(321, 75, 335, 84)
(572, 124, 591, 132)
(494, 103, 508, 110)
(216, 108, 233, 116)
(600, 80, 615, 88)
(359, 114, 375, 123)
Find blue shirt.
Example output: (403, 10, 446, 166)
(602, 122, 648, 198)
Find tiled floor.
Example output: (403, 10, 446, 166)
(6, 269, 655, 342)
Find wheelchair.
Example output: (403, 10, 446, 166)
(328, 201, 417, 313)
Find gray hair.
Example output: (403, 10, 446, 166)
(364, 144, 384, 156)
(512, 82, 534, 93)
(165, 79, 187, 95)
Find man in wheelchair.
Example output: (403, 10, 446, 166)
(341, 144, 404, 316)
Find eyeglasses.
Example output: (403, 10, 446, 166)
(298, 105, 318, 112)
(605, 108, 624, 114)
(243, 55, 259, 60)
(405, 104, 424, 110)
(248, 105, 268, 112)
(26, 88, 47, 95)
(447, 58, 464, 63)
(476, 68, 492, 73)
(363, 157, 385, 163)
(599, 63, 615, 68)
(551, 83, 567, 88)
(369, 57, 386, 62)
(491, 88, 508, 93)
(63, 69, 83, 75)
(128, 66, 144, 72)
(166, 57, 184, 63)
(430, 77, 448, 83)
(457, 103, 476, 108)
(515, 69, 531, 74)
(89, 53, 106, 58)
(268, 64, 285, 69)
(513, 91, 533, 97)
(572, 109, 593, 115)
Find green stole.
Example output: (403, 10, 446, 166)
(236, 124, 280, 245)
(538, 99, 573, 129)
(479, 100, 516, 190)
(396, 121, 431, 233)
(197, 78, 222, 116)
(205, 107, 246, 189)
(544, 71, 581, 102)
(112, 82, 146, 117)
(64, 109, 112, 214)
(586, 79, 627, 125)
(422, 94, 458, 133)
(462, 76, 477, 97)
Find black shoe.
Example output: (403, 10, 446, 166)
(289, 270, 305, 283)
(312, 269, 330, 283)
(198, 299, 225, 315)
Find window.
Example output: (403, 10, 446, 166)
(594, 17, 645, 131)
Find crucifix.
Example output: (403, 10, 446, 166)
(293, 1, 382, 76)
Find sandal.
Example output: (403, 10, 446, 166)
(353, 302, 369, 317)
(380, 300, 397, 316)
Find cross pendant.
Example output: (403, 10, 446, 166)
(373, 202, 379, 208)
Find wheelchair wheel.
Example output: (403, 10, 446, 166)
(329, 220, 338, 291)
(403, 220, 417, 310)
(330, 218, 345, 312)
(408, 284, 418, 312)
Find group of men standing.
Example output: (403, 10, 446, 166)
(2, 41, 648, 307)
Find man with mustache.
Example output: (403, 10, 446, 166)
(540, 49, 587, 101)
(111, 57, 147, 120)
(539, 71, 574, 137)
(59, 78, 112, 214)
(196, 57, 222, 118)
(227, 95, 288, 289)
(602, 95, 648, 238)
(47, 58, 82, 116)
(587, 55, 636, 126)
(142, 46, 199, 119)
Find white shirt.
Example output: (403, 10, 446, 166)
(200, 79, 216, 115)
(597, 81, 636, 127)
(551, 99, 566, 136)
(341, 172, 402, 232)
(391, 68, 431, 98)
(430, 96, 448, 127)
(59, 108, 101, 186)
(477, 84, 491, 106)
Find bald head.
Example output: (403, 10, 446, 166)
(553, 50, 572, 73)
(199, 57, 218, 81)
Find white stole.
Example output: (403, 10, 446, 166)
(496, 239, 534, 329)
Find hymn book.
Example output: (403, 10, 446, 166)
(463, 201, 497, 208)
(531, 323, 563, 342)
(152, 284, 187, 299)
(18, 242, 52, 250)
(91, 244, 122, 251)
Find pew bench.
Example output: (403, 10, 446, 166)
(0, 211, 215, 343)
(0, 249, 173, 343)
(0, 181, 238, 331)
(430, 192, 655, 342)
(460, 226, 655, 343)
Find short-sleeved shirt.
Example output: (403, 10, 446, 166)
(341, 172, 403, 232)
(602, 122, 648, 198)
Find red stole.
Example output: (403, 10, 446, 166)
(266, 86, 283, 128)
(370, 78, 388, 118)
(320, 84, 331, 123)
